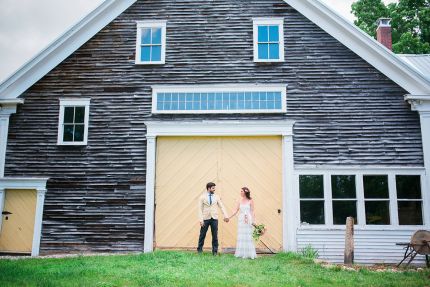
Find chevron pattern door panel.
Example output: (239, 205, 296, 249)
(218, 137, 283, 251)
(155, 136, 282, 251)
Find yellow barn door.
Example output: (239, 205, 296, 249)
(0, 189, 37, 254)
(218, 137, 283, 251)
(154, 136, 283, 252)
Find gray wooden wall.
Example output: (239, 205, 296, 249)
(4, 0, 423, 254)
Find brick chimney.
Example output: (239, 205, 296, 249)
(376, 18, 392, 50)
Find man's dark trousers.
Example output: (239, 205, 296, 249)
(197, 218, 218, 254)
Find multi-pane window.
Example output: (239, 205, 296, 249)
(253, 18, 284, 62)
(63, 107, 85, 142)
(141, 28, 162, 62)
(258, 26, 280, 60)
(136, 21, 166, 64)
(299, 175, 325, 224)
(363, 175, 390, 225)
(152, 86, 287, 114)
(298, 172, 424, 226)
(331, 175, 357, 225)
(157, 91, 282, 112)
(396, 175, 423, 225)
(57, 99, 90, 145)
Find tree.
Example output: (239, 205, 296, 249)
(351, 0, 389, 38)
(352, 0, 430, 54)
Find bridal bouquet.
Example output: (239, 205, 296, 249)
(252, 223, 266, 242)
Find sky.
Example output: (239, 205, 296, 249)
(0, 0, 397, 83)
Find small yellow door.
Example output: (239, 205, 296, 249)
(0, 189, 37, 253)
(155, 136, 283, 252)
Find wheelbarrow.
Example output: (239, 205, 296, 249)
(396, 230, 430, 267)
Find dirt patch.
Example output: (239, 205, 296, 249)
(313, 259, 427, 273)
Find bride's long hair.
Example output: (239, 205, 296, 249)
(242, 187, 252, 200)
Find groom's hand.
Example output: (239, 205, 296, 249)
(200, 221, 204, 227)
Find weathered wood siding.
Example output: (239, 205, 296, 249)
(4, 0, 423, 254)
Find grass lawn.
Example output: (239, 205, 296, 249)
(0, 251, 429, 287)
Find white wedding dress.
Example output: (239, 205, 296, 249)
(234, 203, 257, 259)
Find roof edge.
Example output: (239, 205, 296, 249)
(284, 0, 430, 94)
(0, 0, 136, 99)
(404, 94, 430, 101)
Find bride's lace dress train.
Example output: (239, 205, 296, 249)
(234, 203, 257, 259)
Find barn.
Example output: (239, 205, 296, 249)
(0, 0, 429, 263)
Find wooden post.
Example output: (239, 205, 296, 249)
(344, 216, 354, 265)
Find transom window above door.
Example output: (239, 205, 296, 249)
(151, 84, 287, 114)
(135, 20, 166, 64)
(253, 18, 284, 62)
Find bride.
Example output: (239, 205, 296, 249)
(228, 187, 257, 259)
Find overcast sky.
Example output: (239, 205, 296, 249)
(0, 0, 397, 83)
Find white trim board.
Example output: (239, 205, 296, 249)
(0, 100, 24, 177)
(295, 166, 425, 173)
(404, 95, 430, 233)
(0, 177, 49, 257)
(145, 120, 294, 137)
(143, 120, 296, 253)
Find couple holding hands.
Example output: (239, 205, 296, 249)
(197, 182, 257, 259)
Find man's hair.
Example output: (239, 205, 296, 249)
(206, 182, 216, 190)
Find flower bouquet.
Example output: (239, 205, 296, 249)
(252, 223, 266, 242)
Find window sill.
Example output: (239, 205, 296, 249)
(298, 225, 427, 231)
(254, 59, 285, 64)
(57, 142, 87, 146)
(135, 61, 165, 65)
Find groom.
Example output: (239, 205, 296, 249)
(197, 182, 229, 255)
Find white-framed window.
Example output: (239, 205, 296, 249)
(363, 175, 390, 225)
(57, 98, 90, 146)
(298, 170, 426, 227)
(135, 20, 167, 65)
(396, 175, 423, 225)
(331, 175, 357, 225)
(253, 18, 284, 63)
(299, 175, 325, 224)
(151, 84, 287, 114)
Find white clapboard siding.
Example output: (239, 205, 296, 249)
(297, 228, 426, 264)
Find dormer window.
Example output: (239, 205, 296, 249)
(253, 18, 284, 63)
(135, 20, 167, 64)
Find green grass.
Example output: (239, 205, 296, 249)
(0, 251, 428, 287)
